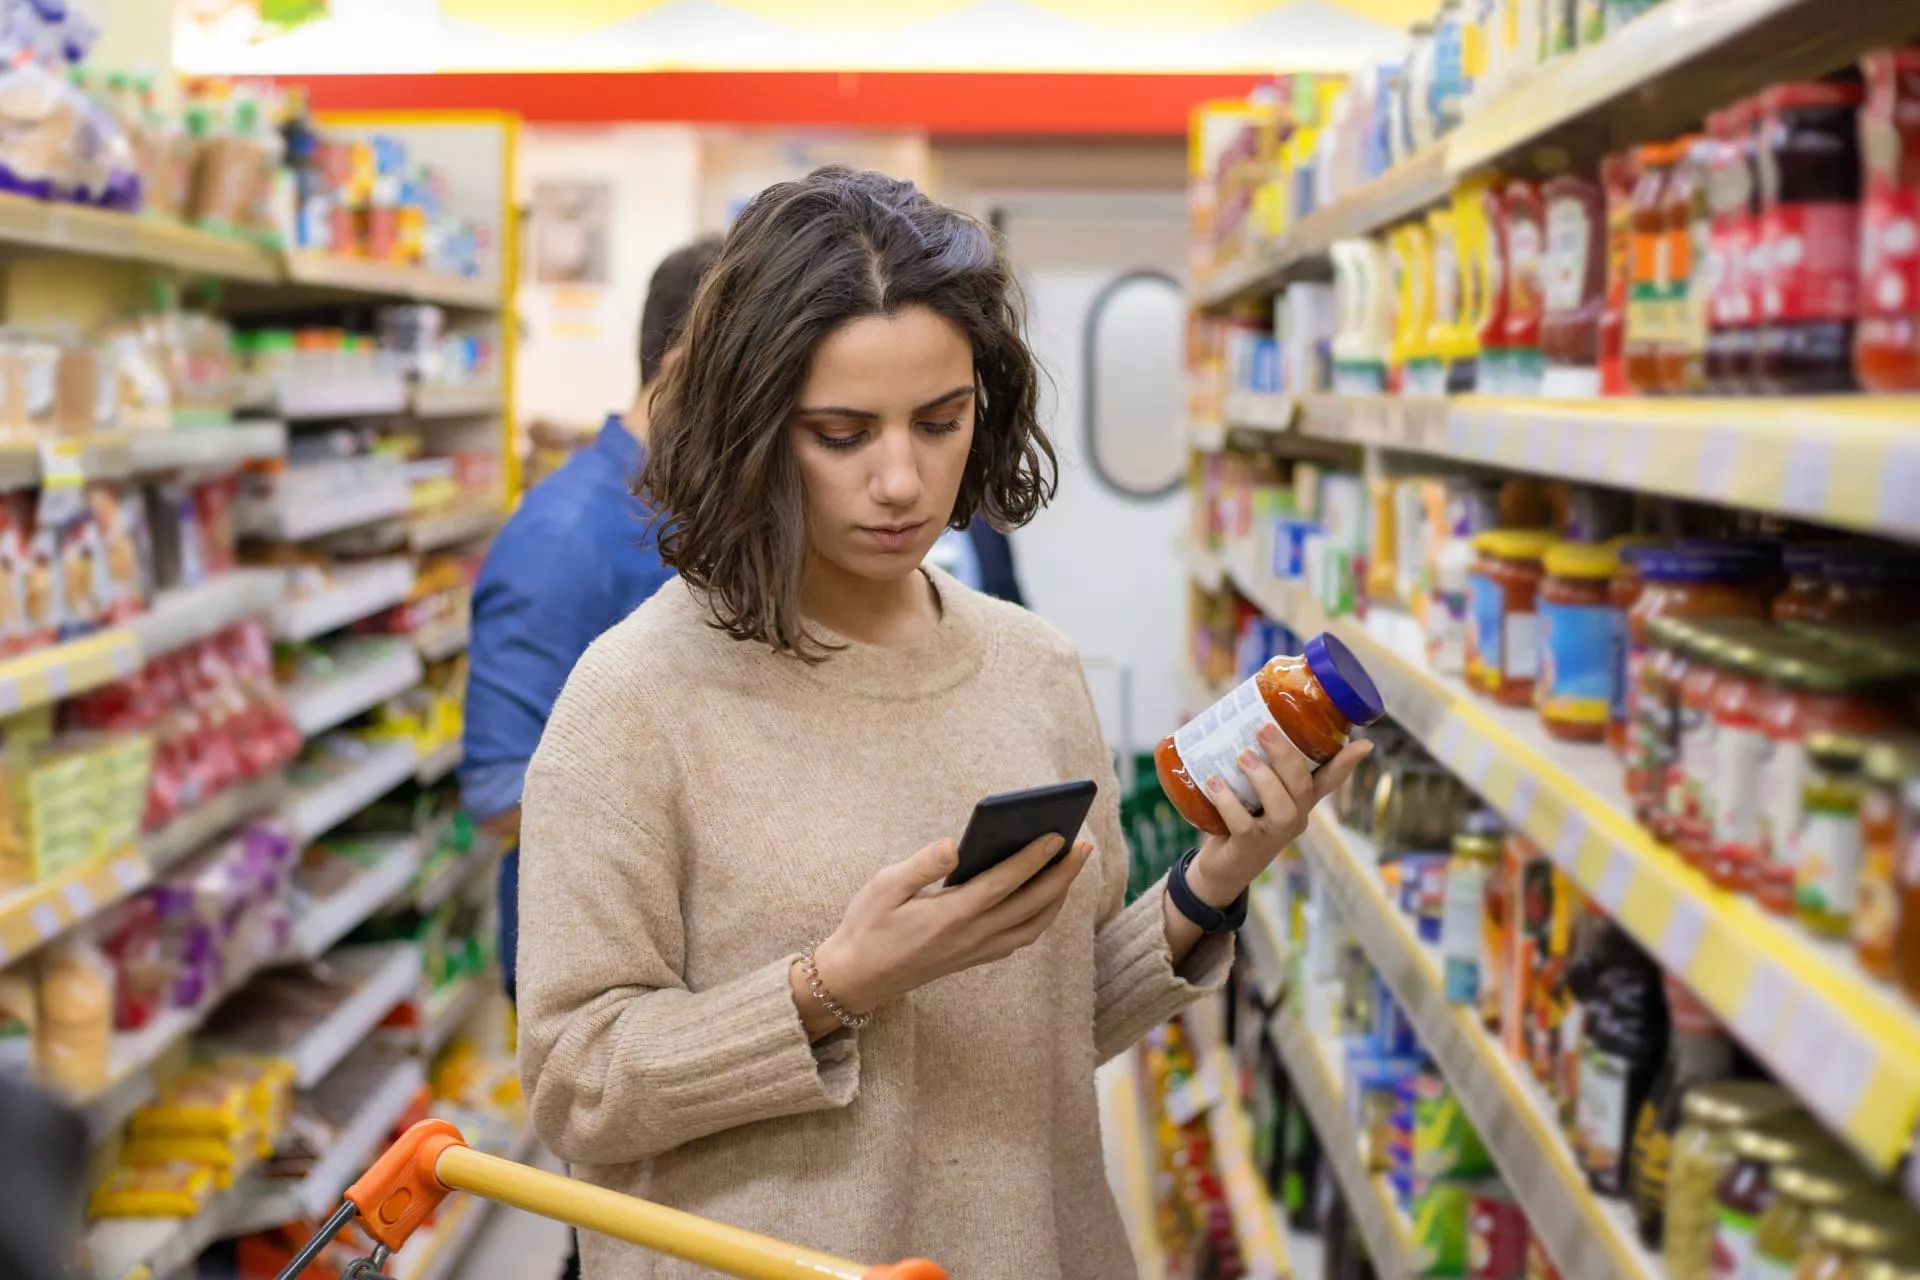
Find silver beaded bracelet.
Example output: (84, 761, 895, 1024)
(800, 944, 873, 1031)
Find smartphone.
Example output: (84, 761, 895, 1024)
(944, 779, 1099, 888)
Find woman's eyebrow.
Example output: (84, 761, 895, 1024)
(793, 386, 976, 420)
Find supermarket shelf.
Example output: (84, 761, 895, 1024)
(220, 1051, 426, 1239)
(247, 942, 424, 1088)
(1239, 879, 1292, 1007)
(1266, 1009, 1418, 1278)
(248, 480, 412, 543)
(414, 840, 500, 914)
(1195, 145, 1449, 311)
(274, 557, 415, 643)
(409, 501, 504, 553)
(0, 626, 140, 718)
(1223, 391, 1297, 434)
(0, 848, 145, 965)
(276, 375, 409, 422)
(391, 1122, 540, 1280)
(1296, 393, 1920, 543)
(418, 971, 495, 1057)
(0, 192, 280, 283)
(286, 838, 424, 963)
(1098, 1054, 1167, 1280)
(142, 770, 290, 875)
(286, 741, 421, 846)
(124, 421, 289, 473)
(86, 1157, 267, 1280)
(284, 639, 425, 737)
(409, 381, 502, 419)
(413, 616, 470, 664)
(1298, 815, 1659, 1280)
(136, 570, 288, 660)
(415, 739, 462, 788)
(1183, 1007, 1293, 1280)
(282, 250, 502, 311)
(1225, 550, 1920, 1172)
(1443, 0, 1920, 177)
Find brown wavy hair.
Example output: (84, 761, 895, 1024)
(639, 165, 1056, 660)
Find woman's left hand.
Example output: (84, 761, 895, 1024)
(1187, 726, 1373, 908)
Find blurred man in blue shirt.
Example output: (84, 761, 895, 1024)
(461, 238, 720, 1009)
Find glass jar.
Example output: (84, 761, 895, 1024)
(1707, 98, 1763, 393)
(1665, 134, 1714, 394)
(1857, 742, 1913, 981)
(1755, 653, 1912, 916)
(1855, 48, 1920, 393)
(1799, 1201, 1920, 1280)
(1626, 546, 1772, 755)
(1157, 634, 1385, 837)
(1469, 529, 1552, 706)
(1751, 1156, 1857, 1278)
(1674, 631, 1731, 870)
(1895, 768, 1920, 1004)
(1772, 546, 1829, 624)
(1755, 80, 1866, 394)
(1601, 149, 1639, 396)
(1539, 540, 1622, 742)
(1798, 731, 1870, 937)
(1625, 142, 1676, 393)
(1705, 625, 1781, 892)
(1609, 540, 1651, 759)
(1664, 1082, 1794, 1280)
(1818, 546, 1920, 626)
(1633, 619, 1690, 833)
(1711, 1117, 1825, 1280)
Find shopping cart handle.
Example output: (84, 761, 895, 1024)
(863, 1266, 947, 1280)
(344, 1118, 468, 1253)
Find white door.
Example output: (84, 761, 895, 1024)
(992, 195, 1190, 767)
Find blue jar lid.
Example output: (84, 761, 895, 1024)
(1637, 544, 1770, 583)
(1305, 632, 1385, 726)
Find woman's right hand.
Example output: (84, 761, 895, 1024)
(793, 834, 1093, 1038)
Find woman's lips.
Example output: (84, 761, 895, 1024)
(860, 521, 928, 550)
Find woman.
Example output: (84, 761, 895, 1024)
(517, 166, 1369, 1280)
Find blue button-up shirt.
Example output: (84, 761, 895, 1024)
(460, 417, 675, 996)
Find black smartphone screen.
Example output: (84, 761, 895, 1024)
(945, 779, 1099, 888)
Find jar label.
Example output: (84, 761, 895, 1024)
(1469, 571, 1504, 680)
(1759, 201, 1860, 323)
(1749, 1252, 1797, 1280)
(1676, 701, 1715, 828)
(1796, 802, 1863, 918)
(1543, 196, 1593, 315)
(1503, 610, 1539, 680)
(1575, 1040, 1630, 1186)
(1710, 215, 1758, 327)
(1538, 599, 1616, 726)
(1861, 187, 1920, 320)
(1760, 736, 1807, 870)
(1711, 723, 1767, 851)
(1172, 674, 1308, 815)
(1710, 1208, 1758, 1280)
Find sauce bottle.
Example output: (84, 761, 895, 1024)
(1479, 179, 1514, 393)
(1625, 143, 1677, 394)
(1601, 150, 1639, 395)
(1575, 921, 1669, 1197)
(1706, 101, 1763, 392)
(1540, 173, 1606, 395)
(1663, 136, 1712, 394)
(1628, 975, 1733, 1249)
(1755, 80, 1866, 394)
(1504, 178, 1547, 395)
(1855, 48, 1920, 392)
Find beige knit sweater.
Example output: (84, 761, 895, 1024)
(517, 568, 1231, 1280)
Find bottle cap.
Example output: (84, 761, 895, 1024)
(1305, 632, 1384, 727)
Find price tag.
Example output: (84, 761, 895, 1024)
(1552, 420, 1579, 474)
(113, 643, 138, 677)
(1614, 424, 1652, 487)
(1659, 897, 1708, 975)
(1735, 962, 1791, 1049)
(0, 679, 19, 714)
(1877, 440, 1920, 536)
(37, 440, 86, 488)
(44, 663, 68, 699)
(1595, 846, 1635, 912)
(1580, 422, 1614, 480)
(1551, 816, 1587, 870)
(1466, 737, 1495, 787)
(112, 858, 143, 893)
(1793, 1006, 1873, 1132)
(1779, 437, 1832, 517)
(1523, 420, 1551, 471)
(1697, 428, 1739, 500)
(29, 903, 59, 939)
(1445, 409, 1473, 453)
(1510, 773, 1538, 823)
(62, 881, 91, 916)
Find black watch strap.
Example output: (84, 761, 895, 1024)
(1168, 848, 1248, 936)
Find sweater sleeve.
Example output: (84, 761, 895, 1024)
(1060, 661, 1233, 1062)
(516, 750, 859, 1166)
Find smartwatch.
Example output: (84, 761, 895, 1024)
(1169, 848, 1248, 936)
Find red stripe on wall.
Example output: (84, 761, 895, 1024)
(293, 71, 1266, 135)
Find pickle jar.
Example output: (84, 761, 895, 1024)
(1800, 1200, 1920, 1280)
(1709, 1114, 1826, 1280)
(1799, 731, 1871, 937)
(1750, 1156, 1860, 1275)
(1857, 741, 1915, 981)
(1663, 1081, 1793, 1280)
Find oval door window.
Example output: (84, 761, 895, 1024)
(1083, 269, 1185, 500)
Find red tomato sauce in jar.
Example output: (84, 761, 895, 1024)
(1157, 633, 1386, 837)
